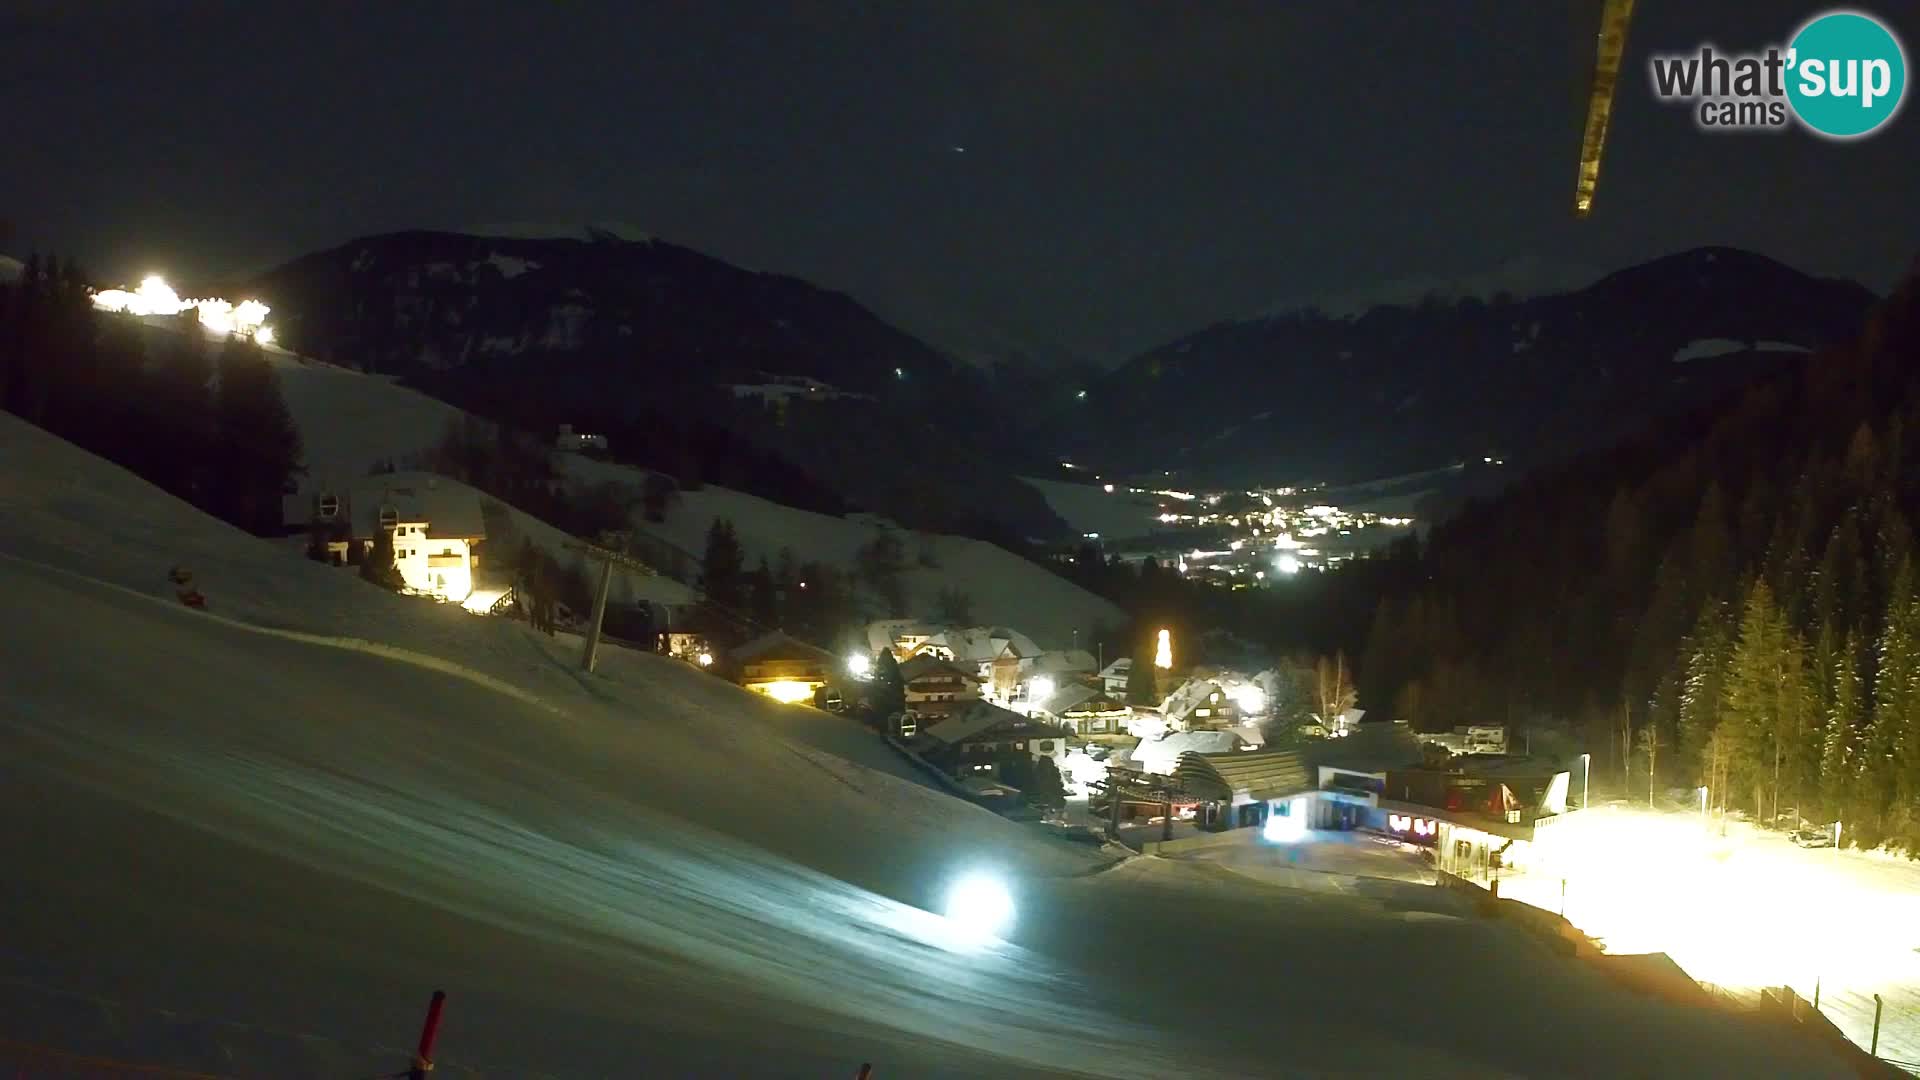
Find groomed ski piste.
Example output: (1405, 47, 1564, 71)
(0, 412, 1864, 1078)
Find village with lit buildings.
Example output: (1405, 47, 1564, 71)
(1065, 478, 1416, 587)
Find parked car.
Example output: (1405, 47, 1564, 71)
(1790, 826, 1835, 848)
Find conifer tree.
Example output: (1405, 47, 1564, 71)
(360, 526, 406, 591)
(211, 335, 303, 532)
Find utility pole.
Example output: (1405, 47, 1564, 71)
(563, 532, 661, 674)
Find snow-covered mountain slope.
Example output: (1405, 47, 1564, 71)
(0, 413, 1855, 1077)
(1019, 476, 1164, 544)
(570, 455, 1126, 647)
(260, 336, 1122, 645)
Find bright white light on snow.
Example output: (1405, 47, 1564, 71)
(1263, 799, 1308, 843)
(1232, 684, 1265, 714)
(696, 652, 713, 667)
(1028, 676, 1055, 705)
(1102, 483, 1114, 493)
(846, 652, 871, 678)
(91, 275, 275, 343)
(942, 872, 1016, 947)
(1277, 555, 1302, 575)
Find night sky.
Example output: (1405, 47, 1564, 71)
(5, 1, 1915, 366)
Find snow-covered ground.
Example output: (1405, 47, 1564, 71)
(566, 457, 1125, 649)
(0, 412, 1868, 1076)
(238, 324, 1123, 646)
(1495, 805, 1920, 1067)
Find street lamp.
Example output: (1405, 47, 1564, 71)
(1580, 753, 1591, 811)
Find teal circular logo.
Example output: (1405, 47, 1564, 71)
(1786, 11, 1907, 138)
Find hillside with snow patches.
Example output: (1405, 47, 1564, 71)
(260, 332, 1122, 646)
(0, 411, 1858, 1078)
(1071, 247, 1875, 487)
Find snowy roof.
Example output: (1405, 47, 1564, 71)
(1099, 657, 1132, 678)
(1174, 748, 1313, 802)
(1159, 678, 1226, 721)
(865, 618, 933, 655)
(898, 654, 979, 684)
(294, 480, 488, 541)
(1032, 649, 1097, 675)
(1129, 730, 1249, 773)
(1035, 683, 1125, 717)
(932, 625, 1041, 664)
(920, 700, 1061, 747)
(732, 631, 837, 667)
(1226, 723, 1267, 749)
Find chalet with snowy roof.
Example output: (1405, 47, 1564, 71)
(291, 479, 486, 603)
(731, 631, 837, 705)
(1159, 678, 1239, 732)
(917, 700, 1067, 782)
(1098, 657, 1132, 697)
(1029, 683, 1130, 736)
(898, 654, 980, 720)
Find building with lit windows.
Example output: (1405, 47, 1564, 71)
(732, 631, 837, 704)
(291, 480, 486, 604)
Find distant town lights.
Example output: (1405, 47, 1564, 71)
(1277, 555, 1302, 575)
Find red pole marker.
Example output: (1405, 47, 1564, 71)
(410, 990, 447, 1078)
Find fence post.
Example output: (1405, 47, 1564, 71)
(410, 990, 447, 1080)
(1871, 993, 1882, 1056)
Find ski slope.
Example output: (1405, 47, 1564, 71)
(0, 411, 1863, 1077)
(250, 336, 1122, 646)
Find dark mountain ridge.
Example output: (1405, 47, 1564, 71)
(246, 229, 1067, 541)
(1066, 247, 1877, 488)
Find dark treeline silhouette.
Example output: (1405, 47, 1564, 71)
(408, 372, 851, 517)
(0, 256, 304, 535)
(1352, 261, 1920, 853)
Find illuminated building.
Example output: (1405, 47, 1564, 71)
(732, 631, 836, 705)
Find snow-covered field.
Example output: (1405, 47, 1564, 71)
(569, 457, 1125, 648)
(1496, 805, 1920, 1068)
(0, 412, 1870, 1077)
(244, 330, 1122, 646)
